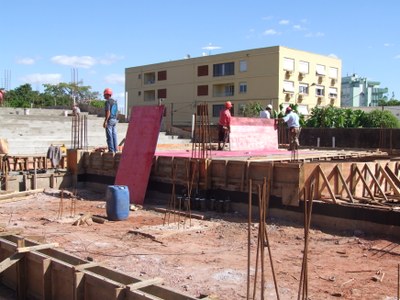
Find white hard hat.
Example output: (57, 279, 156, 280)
(266, 104, 273, 110)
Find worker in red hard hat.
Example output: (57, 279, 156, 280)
(218, 101, 233, 150)
(103, 88, 119, 153)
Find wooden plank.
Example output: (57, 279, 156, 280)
(363, 164, 388, 201)
(335, 166, 354, 203)
(0, 252, 24, 273)
(17, 242, 58, 253)
(317, 165, 337, 204)
(127, 278, 163, 290)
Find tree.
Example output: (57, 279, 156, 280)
(305, 105, 399, 128)
(361, 109, 399, 128)
(239, 102, 263, 117)
(4, 84, 40, 108)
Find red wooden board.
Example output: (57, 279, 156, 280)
(229, 117, 278, 151)
(115, 105, 164, 204)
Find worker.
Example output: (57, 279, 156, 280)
(103, 88, 119, 153)
(281, 106, 300, 150)
(218, 101, 232, 150)
(72, 103, 81, 116)
(260, 104, 273, 119)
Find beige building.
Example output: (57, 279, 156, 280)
(125, 45, 341, 127)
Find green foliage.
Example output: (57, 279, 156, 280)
(89, 100, 105, 108)
(378, 99, 400, 106)
(4, 84, 40, 108)
(3, 82, 102, 108)
(361, 109, 399, 128)
(239, 102, 264, 117)
(305, 105, 399, 128)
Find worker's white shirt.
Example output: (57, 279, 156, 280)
(260, 110, 271, 119)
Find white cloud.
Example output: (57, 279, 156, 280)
(104, 73, 125, 85)
(394, 54, 400, 59)
(51, 55, 97, 68)
(293, 24, 305, 31)
(16, 57, 36, 65)
(202, 43, 222, 51)
(279, 19, 289, 25)
(328, 53, 339, 59)
(98, 54, 124, 65)
(20, 73, 62, 85)
(383, 43, 392, 47)
(263, 29, 279, 35)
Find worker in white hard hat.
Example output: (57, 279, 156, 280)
(260, 104, 273, 119)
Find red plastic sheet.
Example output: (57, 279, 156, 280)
(115, 105, 164, 204)
(229, 117, 278, 151)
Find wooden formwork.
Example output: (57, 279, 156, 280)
(151, 156, 302, 206)
(150, 156, 400, 208)
(0, 235, 199, 300)
(300, 160, 400, 207)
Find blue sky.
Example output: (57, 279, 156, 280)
(1, 0, 399, 112)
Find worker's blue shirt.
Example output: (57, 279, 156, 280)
(283, 112, 300, 128)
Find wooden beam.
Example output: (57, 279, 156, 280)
(354, 166, 375, 200)
(335, 166, 354, 203)
(0, 252, 24, 273)
(17, 242, 58, 253)
(317, 165, 337, 204)
(363, 164, 388, 201)
(127, 277, 163, 290)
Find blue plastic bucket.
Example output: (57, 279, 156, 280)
(106, 185, 130, 221)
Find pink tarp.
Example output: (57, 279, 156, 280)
(115, 105, 164, 204)
(229, 117, 278, 151)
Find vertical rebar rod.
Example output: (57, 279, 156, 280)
(247, 179, 252, 300)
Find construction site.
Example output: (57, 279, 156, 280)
(0, 106, 400, 300)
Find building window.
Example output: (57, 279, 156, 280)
(299, 83, 309, 95)
(239, 82, 247, 94)
(144, 72, 156, 84)
(213, 62, 234, 77)
(138, 74, 141, 79)
(283, 58, 295, 72)
(315, 85, 325, 96)
(157, 88, 167, 99)
(158, 70, 167, 81)
(299, 61, 309, 75)
(239, 60, 247, 72)
(212, 104, 234, 117)
(144, 90, 156, 101)
(197, 85, 208, 96)
(213, 83, 235, 97)
(329, 67, 338, 79)
(283, 81, 295, 93)
(329, 87, 338, 98)
(138, 91, 141, 96)
(197, 65, 209, 76)
(316, 64, 326, 76)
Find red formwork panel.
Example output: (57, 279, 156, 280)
(229, 117, 278, 151)
(115, 105, 164, 204)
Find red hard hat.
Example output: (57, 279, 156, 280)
(225, 101, 232, 108)
(286, 106, 292, 113)
(104, 88, 113, 96)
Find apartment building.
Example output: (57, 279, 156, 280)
(125, 46, 342, 126)
(341, 73, 388, 107)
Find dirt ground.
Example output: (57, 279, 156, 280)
(0, 189, 399, 300)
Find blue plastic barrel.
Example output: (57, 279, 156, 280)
(106, 185, 130, 221)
